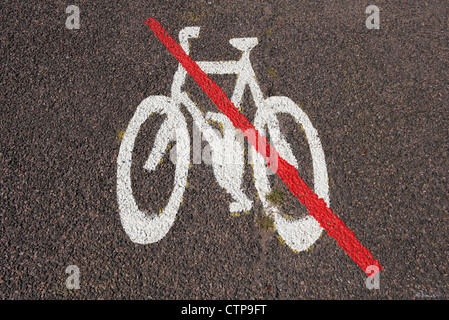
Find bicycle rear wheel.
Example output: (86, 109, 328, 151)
(252, 96, 329, 252)
(117, 96, 190, 244)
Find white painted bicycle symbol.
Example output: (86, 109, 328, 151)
(117, 27, 329, 252)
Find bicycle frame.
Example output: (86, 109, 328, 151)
(163, 27, 270, 213)
(170, 27, 265, 143)
(117, 26, 329, 251)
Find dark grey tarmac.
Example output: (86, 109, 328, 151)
(0, 0, 448, 299)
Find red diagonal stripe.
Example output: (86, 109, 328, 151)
(145, 17, 382, 276)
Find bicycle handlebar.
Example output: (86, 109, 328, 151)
(179, 27, 201, 55)
(178, 27, 259, 56)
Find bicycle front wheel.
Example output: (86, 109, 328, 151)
(117, 96, 190, 244)
(252, 96, 329, 252)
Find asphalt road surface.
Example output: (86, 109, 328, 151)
(1, 0, 448, 299)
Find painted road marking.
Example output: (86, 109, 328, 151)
(145, 17, 382, 275)
(118, 26, 329, 252)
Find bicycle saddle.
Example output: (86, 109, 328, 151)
(229, 38, 259, 52)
